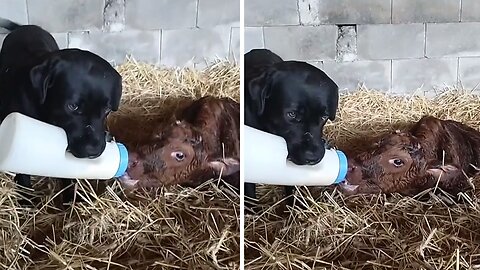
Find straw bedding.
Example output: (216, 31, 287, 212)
(245, 87, 480, 270)
(0, 59, 240, 270)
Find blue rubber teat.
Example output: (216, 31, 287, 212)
(114, 143, 129, 177)
(335, 150, 348, 184)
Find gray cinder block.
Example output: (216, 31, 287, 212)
(69, 30, 161, 66)
(323, 60, 391, 91)
(462, 0, 480, 22)
(198, 0, 240, 27)
(298, 0, 391, 25)
(392, 58, 458, 92)
(27, 0, 104, 32)
(161, 27, 231, 68)
(245, 0, 299, 26)
(0, 0, 28, 25)
(264, 25, 337, 61)
(392, 0, 460, 23)
(245, 27, 264, 53)
(229, 27, 240, 63)
(357, 23, 425, 60)
(427, 22, 480, 57)
(459, 57, 480, 90)
(126, 0, 197, 30)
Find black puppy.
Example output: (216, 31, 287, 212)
(244, 49, 339, 207)
(0, 18, 122, 203)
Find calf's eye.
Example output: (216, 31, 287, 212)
(390, 159, 404, 167)
(172, 151, 185, 162)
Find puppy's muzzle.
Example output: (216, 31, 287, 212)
(67, 130, 109, 159)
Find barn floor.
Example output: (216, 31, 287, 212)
(0, 60, 240, 270)
(244, 88, 480, 270)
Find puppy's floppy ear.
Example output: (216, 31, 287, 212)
(110, 72, 122, 111)
(326, 85, 339, 121)
(248, 69, 272, 116)
(30, 59, 57, 104)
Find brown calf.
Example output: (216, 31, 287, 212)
(119, 96, 240, 189)
(340, 116, 477, 196)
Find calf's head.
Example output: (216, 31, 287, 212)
(119, 121, 239, 189)
(340, 130, 470, 196)
(341, 131, 425, 195)
(339, 116, 480, 196)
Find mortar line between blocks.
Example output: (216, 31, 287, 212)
(390, 59, 393, 91)
(122, 0, 126, 27)
(390, 0, 393, 23)
(25, 0, 29, 24)
(158, 29, 162, 66)
(195, 0, 200, 28)
(424, 23, 427, 58)
(296, 0, 301, 25)
(459, 0, 463, 22)
(228, 27, 233, 60)
(262, 27, 266, 48)
(102, 0, 106, 30)
(354, 25, 358, 60)
(457, 57, 460, 87)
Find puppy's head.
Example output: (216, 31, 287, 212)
(248, 61, 338, 165)
(29, 49, 122, 158)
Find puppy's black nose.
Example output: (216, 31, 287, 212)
(303, 150, 324, 165)
(74, 143, 105, 159)
(303, 132, 314, 142)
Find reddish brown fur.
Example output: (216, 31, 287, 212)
(340, 116, 478, 196)
(120, 96, 240, 189)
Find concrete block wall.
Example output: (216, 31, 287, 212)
(245, 0, 480, 94)
(0, 0, 240, 68)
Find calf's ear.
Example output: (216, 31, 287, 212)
(209, 158, 240, 176)
(426, 164, 459, 179)
(426, 163, 472, 193)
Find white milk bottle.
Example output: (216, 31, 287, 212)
(244, 125, 348, 186)
(0, 112, 128, 179)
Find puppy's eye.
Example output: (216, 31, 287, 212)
(286, 111, 297, 119)
(68, 104, 79, 111)
(172, 151, 185, 162)
(389, 159, 404, 167)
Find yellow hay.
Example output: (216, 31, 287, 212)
(0, 59, 240, 270)
(246, 86, 480, 270)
